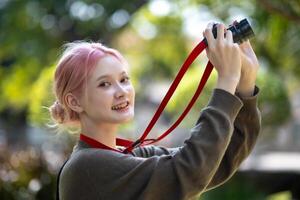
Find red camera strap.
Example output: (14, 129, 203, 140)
(80, 39, 213, 153)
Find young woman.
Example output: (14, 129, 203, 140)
(51, 23, 261, 200)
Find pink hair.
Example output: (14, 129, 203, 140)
(50, 41, 126, 125)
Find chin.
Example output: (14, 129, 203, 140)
(111, 108, 134, 124)
(120, 118, 133, 124)
(120, 113, 134, 123)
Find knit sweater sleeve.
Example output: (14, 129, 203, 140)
(60, 88, 244, 200)
(132, 86, 261, 191)
(205, 86, 261, 190)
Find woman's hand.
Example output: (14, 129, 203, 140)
(203, 23, 242, 94)
(236, 40, 259, 97)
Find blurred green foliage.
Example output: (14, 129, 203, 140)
(1, 0, 300, 199)
(0, 0, 147, 124)
(257, 70, 291, 126)
(200, 176, 266, 200)
(1, 0, 299, 129)
(117, 0, 297, 131)
(28, 66, 55, 125)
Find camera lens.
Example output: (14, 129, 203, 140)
(237, 19, 255, 42)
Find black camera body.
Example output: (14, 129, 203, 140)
(205, 18, 255, 45)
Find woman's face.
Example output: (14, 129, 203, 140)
(80, 55, 135, 125)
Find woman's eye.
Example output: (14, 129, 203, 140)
(99, 82, 111, 87)
(121, 77, 130, 83)
(98, 77, 129, 87)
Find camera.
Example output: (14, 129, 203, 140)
(205, 18, 255, 44)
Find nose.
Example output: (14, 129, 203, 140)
(114, 83, 127, 99)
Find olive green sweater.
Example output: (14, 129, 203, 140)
(58, 87, 261, 200)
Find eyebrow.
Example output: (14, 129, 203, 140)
(96, 71, 127, 82)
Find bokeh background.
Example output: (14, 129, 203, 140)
(1, 0, 300, 199)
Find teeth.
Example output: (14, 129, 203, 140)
(112, 102, 129, 110)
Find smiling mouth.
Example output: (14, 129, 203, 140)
(111, 101, 129, 110)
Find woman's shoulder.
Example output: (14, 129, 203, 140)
(68, 147, 123, 165)
(59, 148, 131, 198)
(66, 146, 148, 172)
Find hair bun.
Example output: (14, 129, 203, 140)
(50, 101, 66, 124)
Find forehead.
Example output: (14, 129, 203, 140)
(91, 55, 128, 78)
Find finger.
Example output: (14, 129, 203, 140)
(232, 20, 238, 26)
(203, 22, 215, 47)
(205, 48, 210, 58)
(239, 40, 255, 54)
(206, 21, 214, 29)
(239, 41, 259, 65)
(216, 23, 225, 42)
(240, 51, 248, 61)
(225, 29, 233, 43)
(239, 40, 251, 49)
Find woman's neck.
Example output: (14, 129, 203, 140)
(80, 120, 118, 149)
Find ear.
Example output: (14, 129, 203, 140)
(65, 93, 84, 113)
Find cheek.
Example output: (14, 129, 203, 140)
(127, 85, 135, 99)
(90, 90, 113, 106)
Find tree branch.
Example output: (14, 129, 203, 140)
(258, 0, 300, 23)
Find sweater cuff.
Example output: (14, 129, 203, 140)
(235, 86, 259, 109)
(235, 86, 260, 115)
(207, 88, 243, 120)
